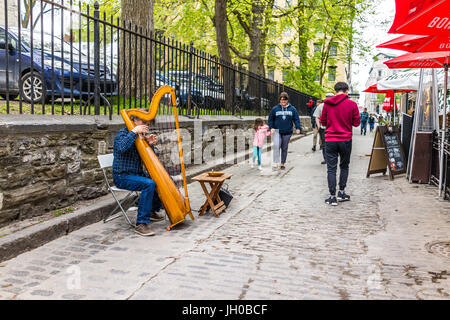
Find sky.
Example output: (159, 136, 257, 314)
(352, 0, 402, 106)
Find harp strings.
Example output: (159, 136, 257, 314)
(153, 93, 184, 192)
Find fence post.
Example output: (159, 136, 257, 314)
(187, 40, 193, 117)
(93, 1, 100, 115)
(232, 62, 236, 115)
(258, 75, 262, 116)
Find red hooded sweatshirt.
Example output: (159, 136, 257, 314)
(320, 94, 361, 142)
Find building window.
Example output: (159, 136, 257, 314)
(328, 66, 337, 82)
(330, 43, 337, 57)
(268, 45, 275, 56)
(268, 69, 274, 80)
(282, 70, 289, 82)
(285, 0, 292, 8)
(284, 27, 291, 36)
(283, 44, 290, 58)
(314, 43, 321, 53)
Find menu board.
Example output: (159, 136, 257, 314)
(384, 133, 405, 172)
(367, 125, 406, 180)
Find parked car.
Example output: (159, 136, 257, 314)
(193, 73, 224, 93)
(166, 71, 225, 109)
(156, 71, 204, 108)
(0, 26, 116, 104)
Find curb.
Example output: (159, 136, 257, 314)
(0, 132, 311, 263)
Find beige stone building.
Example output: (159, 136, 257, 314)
(0, 1, 18, 28)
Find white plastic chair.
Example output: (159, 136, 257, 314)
(97, 153, 138, 226)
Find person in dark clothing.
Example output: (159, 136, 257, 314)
(360, 108, 369, 135)
(311, 100, 320, 152)
(320, 82, 361, 206)
(314, 93, 334, 164)
(113, 112, 165, 236)
(307, 98, 314, 117)
(268, 92, 301, 170)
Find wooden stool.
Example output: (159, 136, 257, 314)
(192, 172, 233, 217)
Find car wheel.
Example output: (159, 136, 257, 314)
(19, 72, 47, 104)
(0, 93, 19, 100)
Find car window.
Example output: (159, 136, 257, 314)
(0, 29, 18, 50)
(8, 28, 85, 57)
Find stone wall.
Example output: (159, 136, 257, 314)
(0, 115, 311, 227)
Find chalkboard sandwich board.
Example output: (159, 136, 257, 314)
(366, 125, 406, 180)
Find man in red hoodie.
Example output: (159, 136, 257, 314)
(320, 82, 361, 206)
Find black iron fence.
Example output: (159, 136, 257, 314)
(0, 0, 315, 118)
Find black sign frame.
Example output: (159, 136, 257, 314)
(366, 125, 406, 180)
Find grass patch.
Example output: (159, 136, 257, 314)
(54, 207, 75, 217)
(1, 96, 266, 116)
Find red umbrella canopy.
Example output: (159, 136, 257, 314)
(363, 83, 415, 93)
(388, 0, 450, 36)
(384, 51, 450, 69)
(377, 34, 450, 52)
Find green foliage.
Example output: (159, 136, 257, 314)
(54, 207, 74, 217)
(85, 0, 376, 98)
(77, 0, 121, 43)
(154, 0, 218, 54)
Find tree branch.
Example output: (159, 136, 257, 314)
(232, 9, 252, 36)
(229, 44, 251, 60)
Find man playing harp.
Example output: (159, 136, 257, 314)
(113, 111, 165, 236)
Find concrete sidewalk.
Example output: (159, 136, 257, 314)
(0, 129, 449, 300)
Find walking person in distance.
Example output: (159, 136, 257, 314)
(360, 107, 369, 136)
(320, 82, 361, 206)
(268, 92, 301, 170)
(313, 93, 334, 165)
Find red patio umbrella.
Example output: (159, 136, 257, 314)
(377, 34, 450, 52)
(363, 83, 415, 93)
(384, 51, 449, 198)
(388, 0, 450, 36)
(384, 51, 450, 69)
(363, 84, 415, 124)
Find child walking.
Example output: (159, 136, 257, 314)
(252, 118, 271, 170)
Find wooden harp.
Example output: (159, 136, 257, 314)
(120, 85, 194, 230)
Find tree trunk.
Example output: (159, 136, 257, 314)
(214, 0, 234, 112)
(297, 1, 308, 90)
(120, 0, 154, 104)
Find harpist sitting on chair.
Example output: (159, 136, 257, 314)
(113, 112, 165, 236)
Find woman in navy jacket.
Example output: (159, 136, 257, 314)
(268, 92, 301, 170)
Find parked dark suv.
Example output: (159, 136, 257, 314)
(0, 27, 116, 103)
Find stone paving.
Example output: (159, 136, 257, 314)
(0, 129, 449, 300)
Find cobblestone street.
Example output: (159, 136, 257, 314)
(0, 129, 449, 300)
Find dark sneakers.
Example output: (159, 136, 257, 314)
(312, 146, 316, 152)
(325, 196, 338, 206)
(337, 191, 351, 202)
(280, 165, 286, 170)
(150, 211, 165, 222)
(135, 223, 155, 236)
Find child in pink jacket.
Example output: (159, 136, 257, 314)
(252, 118, 271, 170)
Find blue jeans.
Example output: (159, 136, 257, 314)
(272, 131, 292, 164)
(369, 122, 374, 132)
(113, 174, 162, 224)
(325, 140, 352, 196)
(361, 121, 367, 135)
(253, 146, 262, 165)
